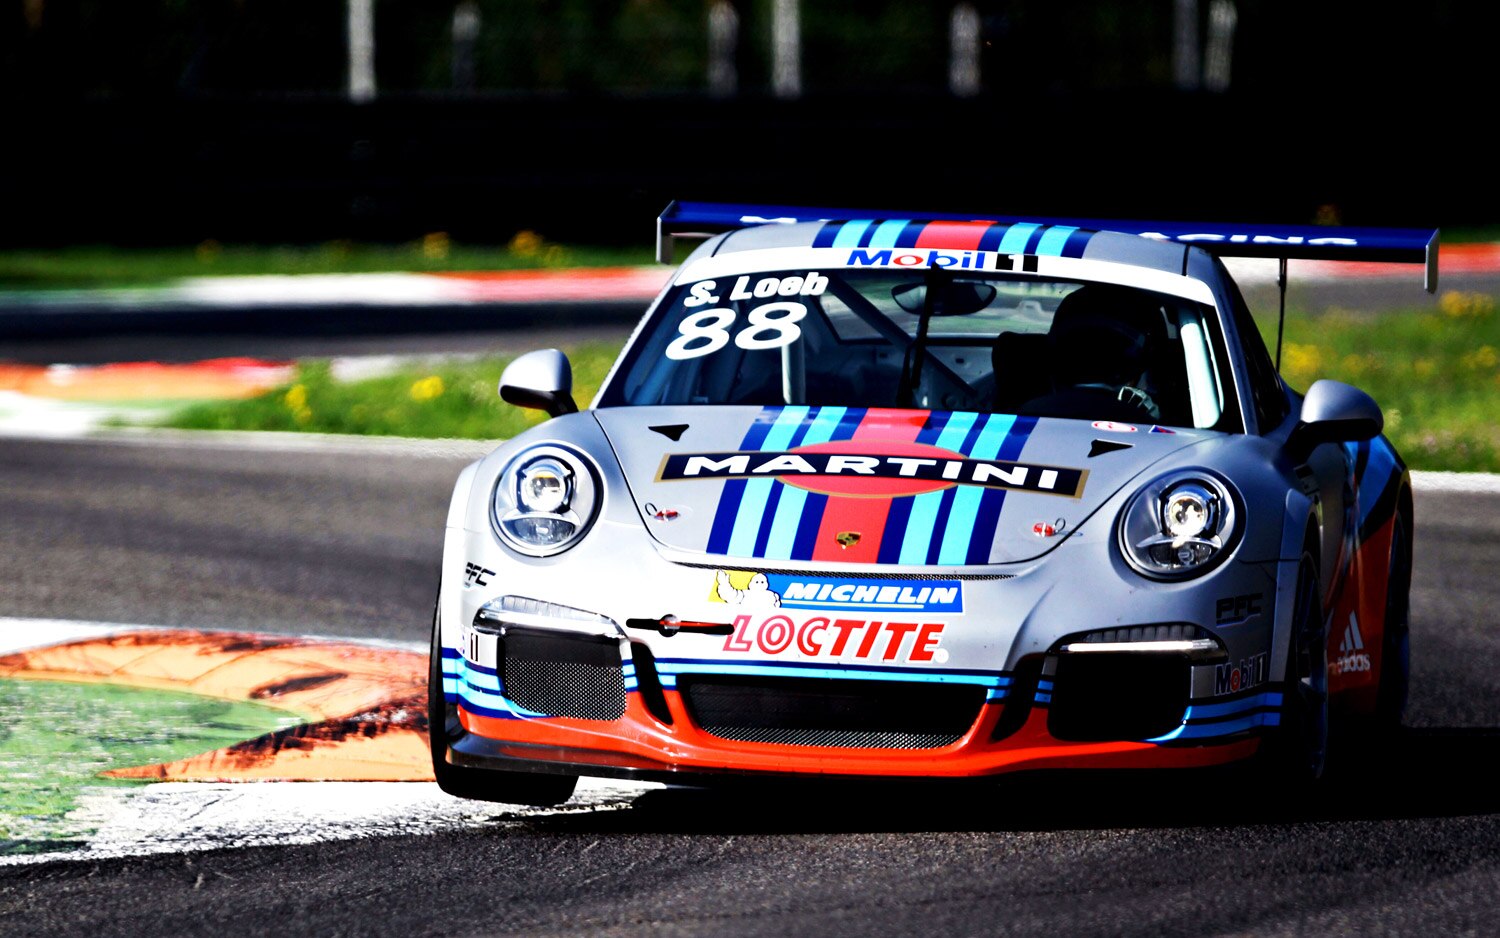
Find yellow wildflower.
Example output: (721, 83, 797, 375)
(410, 375, 445, 401)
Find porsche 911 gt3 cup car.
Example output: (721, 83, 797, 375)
(428, 202, 1437, 805)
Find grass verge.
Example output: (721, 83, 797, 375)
(151, 295, 1500, 472)
(0, 233, 652, 291)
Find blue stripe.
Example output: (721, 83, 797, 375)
(895, 221, 927, 248)
(762, 406, 848, 559)
(441, 647, 461, 659)
(1060, 228, 1094, 258)
(813, 221, 843, 248)
(1357, 437, 1399, 529)
(727, 406, 810, 557)
(831, 220, 873, 248)
(789, 407, 867, 560)
(1035, 225, 1078, 256)
(977, 223, 1010, 252)
(985, 689, 1008, 702)
(896, 411, 979, 564)
(1037, 678, 1055, 691)
(936, 413, 1016, 564)
(1150, 712, 1281, 742)
(962, 415, 1038, 564)
(1184, 692, 1283, 721)
(1022, 226, 1049, 254)
(707, 406, 788, 553)
(997, 223, 1041, 253)
(1034, 692, 1052, 703)
(867, 219, 909, 248)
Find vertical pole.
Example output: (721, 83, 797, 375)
(771, 0, 801, 99)
(348, 0, 376, 102)
(1276, 257, 1288, 373)
(1172, 0, 1200, 91)
(1203, 0, 1237, 92)
(708, 0, 739, 96)
(452, 1, 481, 91)
(949, 4, 981, 97)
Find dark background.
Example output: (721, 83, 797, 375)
(2, 0, 1489, 246)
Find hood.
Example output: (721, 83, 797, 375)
(594, 405, 1211, 567)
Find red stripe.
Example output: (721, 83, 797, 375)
(913, 221, 993, 251)
(810, 408, 929, 562)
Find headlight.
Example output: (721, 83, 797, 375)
(492, 445, 601, 557)
(1118, 471, 1239, 579)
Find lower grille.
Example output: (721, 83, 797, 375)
(681, 675, 984, 750)
(1046, 652, 1190, 741)
(499, 628, 626, 722)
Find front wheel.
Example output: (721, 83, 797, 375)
(1257, 547, 1329, 782)
(428, 594, 579, 806)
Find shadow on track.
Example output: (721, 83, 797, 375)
(514, 725, 1500, 836)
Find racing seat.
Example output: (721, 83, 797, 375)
(1017, 285, 1168, 422)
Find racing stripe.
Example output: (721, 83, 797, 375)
(931, 413, 1017, 564)
(876, 410, 952, 564)
(813, 221, 844, 248)
(959, 416, 1039, 564)
(977, 223, 1012, 252)
(996, 223, 1041, 253)
(1060, 228, 1094, 258)
(1022, 226, 1049, 254)
(893, 411, 979, 564)
(913, 220, 992, 250)
(809, 408, 930, 563)
(1034, 225, 1079, 256)
(894, 221, 928, 248)
(706, 407, 784, 554)
(788, 408, 868, 560)
(760, 406, 849, 560)
(832, 220, 874, 248)
(726, 406, 811, 557)
(867, 219, 910, 248)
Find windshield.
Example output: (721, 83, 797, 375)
(599, 267, 1235, 430)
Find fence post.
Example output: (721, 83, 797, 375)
(772, 0, 801, 98)
(949, 3, 981, 97)
(348, 0, 376, 102)
(708, 0, 739, 96)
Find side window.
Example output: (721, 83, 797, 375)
(1219, 262, 1291, 434)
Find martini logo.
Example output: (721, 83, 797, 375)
(711, 570, 964, 614)
(659, 440, 1086, 499)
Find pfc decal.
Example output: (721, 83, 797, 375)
(659, 449, 1086, 498)
(463, 562, 495, 588)
(1214, 652, 1269, 694)
(1332, 612, 1372, 675)
(1091, 420, 1138, 433)
(712, 569, 783, 609)
(1215, 593, 1263, 625)
(722, 614, 946, 663)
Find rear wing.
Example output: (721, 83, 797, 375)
(657, 200, 1440, 292)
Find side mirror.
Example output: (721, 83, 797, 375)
(498, 349, 578, 418)
(1285, 379, 1383, 462)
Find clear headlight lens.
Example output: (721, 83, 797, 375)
(492, 446, 600, 557)
(1119, 471, 1239, 579)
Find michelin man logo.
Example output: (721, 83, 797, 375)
(714, 570, 782, 609)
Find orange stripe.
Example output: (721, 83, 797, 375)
(809, 408, 929, 562)
(913, 220, 992, 250)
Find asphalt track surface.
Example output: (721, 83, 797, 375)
(3, 435, 1500, 936)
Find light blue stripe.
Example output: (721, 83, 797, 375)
(985, 689, 1008, 701)
(442, 660, 460, 675)
(763, 406, 848, 559)
(460, 667, 501, 692)
(899, 411, 979, 564)
(727, 406, 810, 556)
(832, 220, 874, 248)
(1035, 225, 1078, 256)
(867, 219, 908, 249)
(1185, 692, 1283, 720)
(458, 683, 549, 719)
(658, 661, 1005, 688)
(997, 223, 1041, 253)
(1149, 711, 1280, 742)
(1037, 678, 1055, 691)
(441, 678, 458, 694)
(937, 414, 1016, 564)
(1034, 692, 1052, 703)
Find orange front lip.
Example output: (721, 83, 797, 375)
(459, 690, 1257, 778)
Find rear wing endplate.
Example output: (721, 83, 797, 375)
(657, 200, 1440, 292)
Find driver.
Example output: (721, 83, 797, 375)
(1019, 285, 1165, 422)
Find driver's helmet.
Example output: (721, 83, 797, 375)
(1046, 285, 1165, 388)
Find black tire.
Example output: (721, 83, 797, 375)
(428, 595, 579, 806)
(1374, 511, 1412, 731)
(1258, 545, 1329, 782)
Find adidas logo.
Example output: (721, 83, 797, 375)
(1332, 612, 1372, 674)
